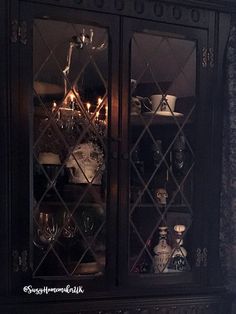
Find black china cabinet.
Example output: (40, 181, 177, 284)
(0, 0, 234, 313)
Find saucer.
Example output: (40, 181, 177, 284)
(144, 111, 183, 117)
(156, 111, 183, 117)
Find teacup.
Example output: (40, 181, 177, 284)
(150, 94, 177, 113)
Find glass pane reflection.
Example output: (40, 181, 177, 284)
(32, 19, 108, 277)
(129, 31, 196, 275)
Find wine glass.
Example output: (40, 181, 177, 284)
(36, 212, 60, 244)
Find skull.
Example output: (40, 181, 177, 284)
(66, 142, 104, 185)
(156, 188, 168, 205)
(131, 97, 141, 115)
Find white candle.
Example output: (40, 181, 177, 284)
(86, 102, 91, 113)
(39, 212, 43, 225)
(97, 97, 102, 106)
(52, 101, 57, 112)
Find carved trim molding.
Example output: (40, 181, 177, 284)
(74, 302, 220, 314)
(25, 0, 209, 28)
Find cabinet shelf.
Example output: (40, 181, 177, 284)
(130, 113, 192, 126)
(131, 203, 192, 211)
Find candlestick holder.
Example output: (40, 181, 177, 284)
(170, 224, 187, 271)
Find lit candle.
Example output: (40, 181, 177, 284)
(39, 212, 43, 225)
(97, 97, 102, 106)
(105, 105, 108, 123)
(96, 110, 100, 121)
(174, 224, 186, 234)
(52, 101, 57, 112)
(58, 108, 61, 120)
(86, 102, 91, 113)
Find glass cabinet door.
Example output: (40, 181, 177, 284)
(12, 3, 119, 288)
(32, 18, 109, 278)
(122, 19, 208, 285)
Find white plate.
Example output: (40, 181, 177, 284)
(144, 111, 183, 117)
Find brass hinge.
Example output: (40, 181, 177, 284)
(202, 48, 214, 68)
(11, 20, 27, 45)
(12, 250, 28, 272)
(195, 247, 208, 267)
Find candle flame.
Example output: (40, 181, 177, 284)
(86, 102, 91, 112)
(52, 101, 57, 112)
(98, 97, 102, 106)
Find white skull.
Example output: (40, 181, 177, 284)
(156, 188, 168, 205)
(131, 97, 141, 115)
(66, 142, 104, 185)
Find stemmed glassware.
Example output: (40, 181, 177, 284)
(35, 212, 60, 246)
(62, 212, 78, 238)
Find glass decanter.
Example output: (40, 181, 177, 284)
(153, 226, 172, 273)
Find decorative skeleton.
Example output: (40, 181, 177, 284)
(66, 142, 105, 185)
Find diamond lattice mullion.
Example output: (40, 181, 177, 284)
(58, 93, 108, 158)
(33, 153, 65, 194)
(33, 198, 77, 252)
(33, 217, 105, 277)
(169, 163, 195, 213)
(33, 155, 71, 210)
(148, 64, 165, 100)
(50, 245, 71, 276)
(129, 155, 147, 208)
(131, 120, 194, 215)
(70, 221, 106, 272)
(69, 184, 98, 217)
(131, 66, 148, 96)
(169, 103, 196, 157)
(129, 216, 162, 272)
(34, 23, 72, 87)
(89, 57, 108, 91)
(132, 35, 166, 95)
(130, 142, 170, 216)
(33, 23, 56, 80)
(71, 36, 108, 95)
(34, 19, 78, 75)
(84, 94, 108, 151)
(33, 99, 106, 189)
(34, 35, 85, 116)
(75, 209, 105, 247)
(66, 151, 104, 187)
(129, 234, 154, 272)
(33, 49, 54, 82)
(160, 165, 193, 216)
(33, 95, 60, 149)
(33, 245, 70, 277)
(32, 242, 61, 276)
(33, 103, 80, 166)
(130, 106, 163, 158)
(166, 41, 195, 94)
